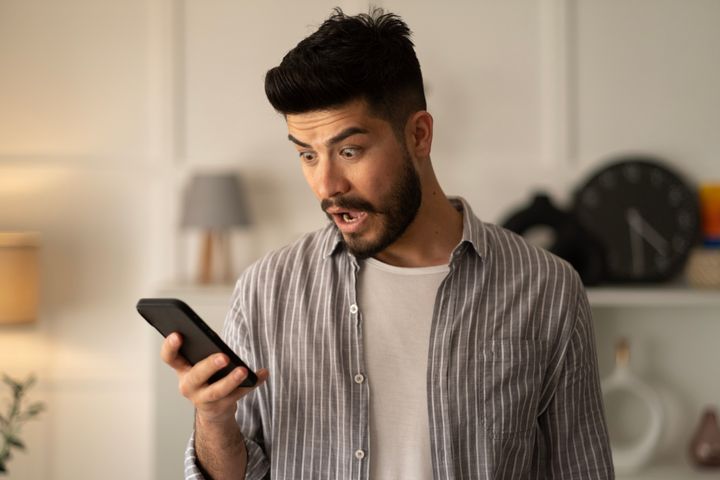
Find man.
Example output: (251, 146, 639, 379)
(162, 8, 614, 480)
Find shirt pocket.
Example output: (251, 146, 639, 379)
(481, 339, 546, 436)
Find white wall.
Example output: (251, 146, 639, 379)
(1, 1, 719, 479)
(0, 0, 174, 478)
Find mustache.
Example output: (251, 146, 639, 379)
(321, 196, 377, 214)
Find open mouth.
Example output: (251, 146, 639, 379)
(341, 211, 361, 223)
(329, 209, 368, 231)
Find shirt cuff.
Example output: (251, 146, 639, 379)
(184, 430, 270, 480)
(184, 432, 206, 480)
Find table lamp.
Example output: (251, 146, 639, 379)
(0, 232, 39, 324)
(181, 172, 251, 284)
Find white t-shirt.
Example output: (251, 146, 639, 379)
(358, 257, 449, 480)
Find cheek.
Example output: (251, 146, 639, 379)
(345, 168, 378, 198)
(364, 161, 402, 195)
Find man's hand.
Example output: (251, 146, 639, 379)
(161, 332, 269, 479)
(160, 332, 269, 423)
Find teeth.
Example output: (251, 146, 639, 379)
(342, 213, 357, 223)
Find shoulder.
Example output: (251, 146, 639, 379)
(455, 196, 581, 293)
(476, 222, 586, 321)
(224, 224, 344, 342)
(234, 223, 339, 295)
(482, 222, 581, 286)
(476, 222, 589, 349)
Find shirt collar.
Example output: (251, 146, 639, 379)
(449, 196, 487, 260)
(322, 195, 487, 260)
(322, 224, 345, 259)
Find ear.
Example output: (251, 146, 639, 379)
(405, 111, 433, 161)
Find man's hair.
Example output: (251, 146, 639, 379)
(265, 8, 427, 135)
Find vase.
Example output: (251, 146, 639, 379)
(689, 407, 720, 467)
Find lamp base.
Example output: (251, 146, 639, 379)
(197, 230, 233, 284)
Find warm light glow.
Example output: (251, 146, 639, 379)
(0, 167, 70, 195)
(0, 232, 40, 324)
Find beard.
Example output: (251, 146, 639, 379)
(321, 150, 423, 260)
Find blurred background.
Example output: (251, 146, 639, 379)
(0, 0, 719, 479)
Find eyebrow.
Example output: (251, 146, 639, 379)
(288, 127, 370, 149)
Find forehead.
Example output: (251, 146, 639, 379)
(285, 99, 388, 141)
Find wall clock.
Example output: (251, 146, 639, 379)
(573, 157, 700, 283)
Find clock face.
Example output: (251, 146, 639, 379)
(573, 159, 700, 282)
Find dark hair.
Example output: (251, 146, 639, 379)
(265, 8, 426, 134)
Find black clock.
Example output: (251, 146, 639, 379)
(573, 157, 701, 283)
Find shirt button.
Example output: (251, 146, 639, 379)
(354, 449, 365, 460)
(349, 304, 359, 314)
(354, 373, 365, 384)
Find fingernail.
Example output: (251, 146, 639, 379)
(215, 355, 227, 367)
(169, 333, 179, 346)
(234, 368, 246, 380)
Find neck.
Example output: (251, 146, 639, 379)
(374, 177, 463, 268)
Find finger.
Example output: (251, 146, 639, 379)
(254, 368, 270, 387)
(178, 353, 231, 400)
(201, 367, 271, 405)
(160, 333, 191, 373)
(199, 367, 250, 403)
(186, 352, 232, 388)
(228, 368, 271, 402)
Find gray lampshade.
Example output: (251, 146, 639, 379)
(181, 173, 251, 229)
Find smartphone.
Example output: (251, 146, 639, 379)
(137, 297, 257, 387)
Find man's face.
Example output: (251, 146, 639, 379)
(286, 100, 422, 259)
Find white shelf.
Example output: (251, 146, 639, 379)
(617, 463, 720, 480)
(156, 283, 234, 305)
(587, 286, 720, 308)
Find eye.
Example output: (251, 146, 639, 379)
(298, 151, 316, 163)
(339, 146, 360, 159)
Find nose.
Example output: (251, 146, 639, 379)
(313, 157, 351, 200)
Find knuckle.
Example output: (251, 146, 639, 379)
(178, 377, 191, 398)
(206, 388, 220, 403)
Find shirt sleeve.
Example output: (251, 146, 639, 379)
(538, 283, 615, 479)
(183, 432, 204, 480)
(183, 430, 270, 480)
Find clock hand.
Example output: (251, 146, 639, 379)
(626, 209, 645, 275)
(630, 209, 669, 256)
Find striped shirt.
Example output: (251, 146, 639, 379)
(185, 197, 614, 480)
